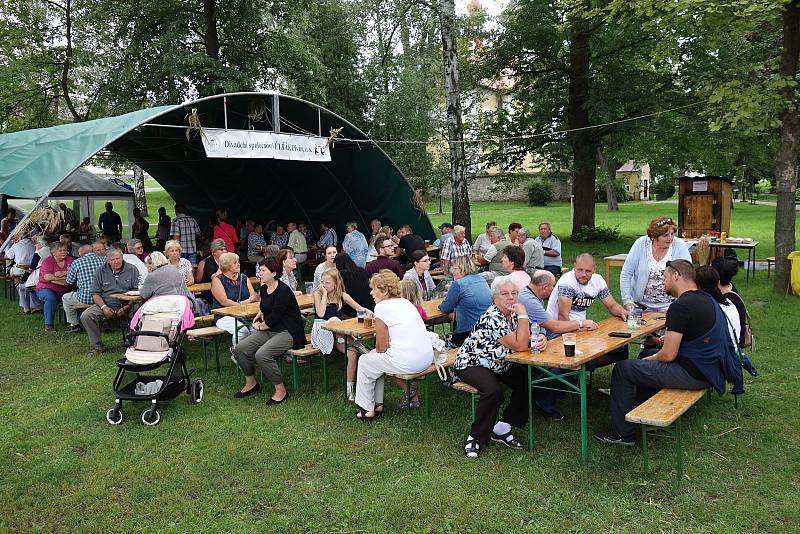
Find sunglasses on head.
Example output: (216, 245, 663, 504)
(656, 218, 674, 227)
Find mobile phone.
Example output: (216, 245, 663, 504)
(609, 332, 632, 338)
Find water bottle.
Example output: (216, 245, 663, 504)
(530, 322, 540, 353)
(135, 382, 145, 395)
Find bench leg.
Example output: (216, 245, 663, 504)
(470, 393, 478, 424)
(213, 337, 221, 372)
(291, 355, 300, 392)
(423, 376, 431, 419)
(675, 418, 684, 484)
(202, 341, 209, 373)
(322, 355, 328, 393)
(579, 365, 588, 465)
(641, 426, 649, 473)
(527, 365, 534, 453)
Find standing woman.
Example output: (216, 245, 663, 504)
(210, 252, 258, 344)
(212, 209, 239, 253)
(335, 252, 375, 317)
(402, 249, 435, 300)
(342, 221, 370, 268)
(354, 271, 433, 421)
(164, 239, 195, 286)
(155, 207, 171, 251)
(311, 268, 370, 400)
(620, 216, 691, 312)
(131, 207, 153, 252)
(232, 256, 306, 404)
(278, 247, 301, 294)
(313, 245, 338, 289)
(35, 242, 74, 331)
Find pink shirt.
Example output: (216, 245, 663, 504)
(36, 255, 74, 295)
(508, 269, 531, 290)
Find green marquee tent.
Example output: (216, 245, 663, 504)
(0, 92, 434, 242)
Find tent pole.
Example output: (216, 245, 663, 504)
(318, 109, 322, 137)
(224, 96, 228, 130)
(273, 94, 280, 133)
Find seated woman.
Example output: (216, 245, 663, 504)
(210, 252, 258, 345)
(278, 247, 301, 294)
(696, 265, 740, 347)
(164, 239, 195, 286)
(335, 252, 375, 317)
(501, 245, 531, 289)
(195, 238, 227, 308)
(392, 278, 429, 409)
(231, 256, 306, 404)
(354, 271, 433, 421)
(402, 249, 435, 300)
(439, 255, 493, 347)
(712, 256, 747, 345)
(17, 236, 48, 315)
(247, 222, 267, 264)
(311, 268, 370, 400)
(140, 251, 197, 309)
(620, 216, 691, 312)
(453, 275, 547, 459)
(35, 242, 74, 331)
(313, 245, 338, 289)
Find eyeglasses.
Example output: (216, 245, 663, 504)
(498, 291, 518, 298)
(656, 218, 674, 227)
(418, 257, 431, 262)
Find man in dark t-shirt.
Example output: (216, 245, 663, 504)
(594, 260, 713, 446)
(366, 236, 403, 278)
(395, 224, 425, 265)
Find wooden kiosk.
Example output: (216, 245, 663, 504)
(677, 175, 733, 238)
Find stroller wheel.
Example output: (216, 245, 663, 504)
(190, 379, 204, 404)
(141, 407, 161, 426)
(106, 408, 123, 425)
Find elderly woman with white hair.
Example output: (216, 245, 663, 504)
(140, 251, 197, 308)
(452, 275, 547, 459)
(210, 252, 258, 344)
(164, 239, 195, 286)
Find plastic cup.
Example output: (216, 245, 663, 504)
(627, 308, 641, 331)
(563, 332, 577, 357)
(305, 282, 314, 294)
(357, 309, 365, 323)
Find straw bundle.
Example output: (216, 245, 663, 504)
(9, 206, 61, 240)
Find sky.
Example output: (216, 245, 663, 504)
(455, 0, 508, 17)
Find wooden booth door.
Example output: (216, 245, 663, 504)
(683, 195, 713, 237)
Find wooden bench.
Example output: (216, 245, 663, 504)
(187, 325, 229, 372)
(286, 337, 325, 392)
(451, 381, 481, 423)
(764, 256, 775, 278)
(626, 388, 707, 483)
(388, 348, 457, 419)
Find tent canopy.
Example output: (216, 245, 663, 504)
(0, 92, 434, 241)
(50, 168, 135, 198)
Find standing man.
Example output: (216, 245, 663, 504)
(286, 222, 308, 265)
(440, 225, 472, 275)
(546, 253, 629, 370)
(79, 247, 141, 356)
(58, 203, 79, 232)
(535, 222, 562, 276)
(97, 202, 123, 244)
(518, 227, 544, 276)
(170, 203, 201, 265)
(317, 221, 338, 248)
(63, 240, 107, 333)
(365, 236, 404, 278)
(594, 260, 742, 446)
(0, 208, 18, 243)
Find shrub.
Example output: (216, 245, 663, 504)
(652, 176, 677, 199)
(527, 180, 554, 206)
(572, 224, 621, 242)
(755, 179, 771, 196)
(595, 181, 628, 203)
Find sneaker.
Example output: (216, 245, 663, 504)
(535, 406, 565, 422)
(87, 344, 109, 357)
(490, 430, 524, 450)
(101, 319, 112, 334)
(598, 388, 611, 397)
(593, 430, 636, 447)
(44, 325, 55, 332)
(464, 438, 481, 459)
(69, 324, 84, 334)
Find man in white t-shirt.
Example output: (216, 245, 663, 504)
(547, 253, 629, 369)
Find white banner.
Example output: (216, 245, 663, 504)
(201, 129, 331, 162)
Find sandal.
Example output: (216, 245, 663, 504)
(464, 437, 481, 459)
(373, 403, 385, 417)
(355, 407, 374, 422)
(491, 430, 524, 450)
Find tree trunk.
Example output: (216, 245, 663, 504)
(596, 147, 619, 211)
(568, 1, 596, 238)
(61, 0, 81, 121)
(201, 0, 220, 96)
(133, 166, 148, 217)
(438, 0, 471, 241)
(773, 0, 800, 294)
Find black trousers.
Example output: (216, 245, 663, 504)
(451, 330, 470, 347)
(455, 364, 529, 445)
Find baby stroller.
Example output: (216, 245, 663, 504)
(105, 295, 203, 426)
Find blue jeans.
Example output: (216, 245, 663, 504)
(36, 288, 62, 327)
(181, 252, 197, 265)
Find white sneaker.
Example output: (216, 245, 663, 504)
(598, 388, 611, 396)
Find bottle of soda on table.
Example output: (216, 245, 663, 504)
(530, 322, 540, 353)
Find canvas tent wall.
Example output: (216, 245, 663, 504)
(0, 92, 434, 251)
(45, 168, 135, 228)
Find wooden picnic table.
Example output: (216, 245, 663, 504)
(187, 276, 259, 294)
(603, 253, 628, 283)
(322, 298, 447, 339)
(506, 311, 667, 465)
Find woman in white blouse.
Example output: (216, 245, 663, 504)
(164, 239, 194, 286)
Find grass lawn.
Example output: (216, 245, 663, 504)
(3, 200, 798, 531)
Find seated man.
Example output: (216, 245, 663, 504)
(518, 227, 544, 276)
(432, 222, 454, 247)
(439, 224, 472, 275)
(594, 259, 742, 446)
(476, 228, 512, 281)
(535, 222, 562, 276)
(79, 246, 141, 356)
(366, 236, 403, 278)
(518, 269, 601, 421)
(63, 241, 107, 333)
(395, 225, 425, 265)
(546, 253, 629, 370)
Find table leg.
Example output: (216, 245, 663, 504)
(605, 260, 611, 285)
(580, 364, 588, 465)
(527, 365, 534, 453)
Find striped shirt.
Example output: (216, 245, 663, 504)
(440, 237, 472, 262)
(65, 253, 107, 304)
(169, 214, 201, 254)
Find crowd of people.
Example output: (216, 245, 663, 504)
(1, 208, 749, 460)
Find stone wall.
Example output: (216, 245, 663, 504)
(467, 174, 572, 201)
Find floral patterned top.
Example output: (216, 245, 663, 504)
(453, 304, 518, 374)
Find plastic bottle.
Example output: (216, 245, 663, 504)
(135, 382, 145, 395)
(530, 322, 540, 353)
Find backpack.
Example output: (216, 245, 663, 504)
(728, 291, 754, 351)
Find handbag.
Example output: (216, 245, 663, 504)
(24, 267, 40, 288)
(310, 319, 335, 354)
